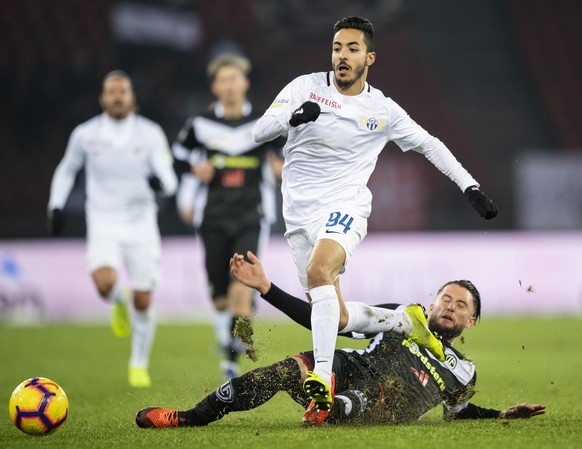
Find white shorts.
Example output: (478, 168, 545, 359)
(285, 207, 367, 292)
(86, 220, 161, 291)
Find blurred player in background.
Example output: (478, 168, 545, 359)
(47, 70, 177, 388)
(135, 252, 544, 428)
(172, 54, 284, 380)
(252, 16, 498, 414)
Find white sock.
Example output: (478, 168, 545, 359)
(341, 302, 412, 335)
(212, 309, 233, 349)
(309, 285, 340, 386)
(129, 307, 156, 369)
(106, 283, 127, 305)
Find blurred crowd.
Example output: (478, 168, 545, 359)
(1, 0, 580, 238)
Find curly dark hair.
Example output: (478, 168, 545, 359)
(333, 16, 375, 53)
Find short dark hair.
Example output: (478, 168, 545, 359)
(333, 16, 375, 53)
(437, 280, 482, 322)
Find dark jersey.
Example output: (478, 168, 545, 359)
(173, 105, 284, 230)
(343, 331, 475, 422)
(262, 283, 500, 422)
(298, 328, 476, 423)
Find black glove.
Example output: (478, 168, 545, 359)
(464, 186, 498, 220)
(148, 175, 163, 192)
(48, 208, 65, 236)
(289, 101, 321, 127)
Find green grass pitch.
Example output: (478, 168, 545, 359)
(1, 317, 580, 449)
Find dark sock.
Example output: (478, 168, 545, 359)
(179, 358, 301, 426)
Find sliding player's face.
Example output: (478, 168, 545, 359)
(331, 28, 375, 91)
(100, 77, 136, 120)
(427, 284, 477, 339)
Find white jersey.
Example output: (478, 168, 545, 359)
(253, 71, 478, 228)
(48, 113, 177, 226)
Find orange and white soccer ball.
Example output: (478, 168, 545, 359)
(9, 377, 69, 435)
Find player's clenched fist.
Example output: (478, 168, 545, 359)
(289, 101, 321, 127)
(464, 186, 498, 220)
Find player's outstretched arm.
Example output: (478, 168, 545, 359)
(446, 402, 546, 420)
(499, 403, 546, 419)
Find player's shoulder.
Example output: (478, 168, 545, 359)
(366, 84, 408, 119)
(291, 71, 329, 88)
(134, 114, 163, 131)
(76, 114, 101, 130)
(444, 345, 476, 380)
(70, 115, 101, 138)
(366, 83, 397, 105)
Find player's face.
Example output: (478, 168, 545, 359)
(427, 284, 477, 340)
(331, 28, 375, 93)
(211, 65, 249, 107)
(100, 77, 136, 120)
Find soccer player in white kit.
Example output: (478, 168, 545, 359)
(47, 71, 177, 388)
(253, 17, 498, 415)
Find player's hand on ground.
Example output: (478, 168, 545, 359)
(230, 251, 271, 295)
(499, 403, 546, 419)
(47, 208, 65, 236)
(192, 162, 215, 184)
(289, 101, 321, 127)
(464, 186, 498, 219)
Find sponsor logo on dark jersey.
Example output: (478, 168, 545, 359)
(402, 339, 446, 391)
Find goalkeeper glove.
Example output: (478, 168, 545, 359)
(289, 101, 321, 127)
(464, 186, 498, 219)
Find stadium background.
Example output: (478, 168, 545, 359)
(0, 0, 581, 321)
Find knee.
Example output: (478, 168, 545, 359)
(306, 263, 333, 288)
(228, 282, 253, 316)
(93, 278, 116, 299)
(133, 291, 151, 311)
(292, 356, 310, 382)
(213, 296, 228, 311)
(91, 267, 117, 298)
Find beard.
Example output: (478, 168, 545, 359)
(105, 101, 135, 120)
(334, 63, 366, 90)
(427, 316, 465, 340)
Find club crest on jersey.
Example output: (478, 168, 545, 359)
(359, 116, 385, 132)
(445, 353, 457, 370)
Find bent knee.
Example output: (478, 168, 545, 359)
(306, 264, 334, 287)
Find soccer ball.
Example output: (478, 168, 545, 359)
(8, 377, 69, 436)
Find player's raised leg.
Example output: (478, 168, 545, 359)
(341, 302, 445, 361)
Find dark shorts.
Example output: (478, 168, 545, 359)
(296, 350, 384, 402)
(199, 223, 261, 299)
